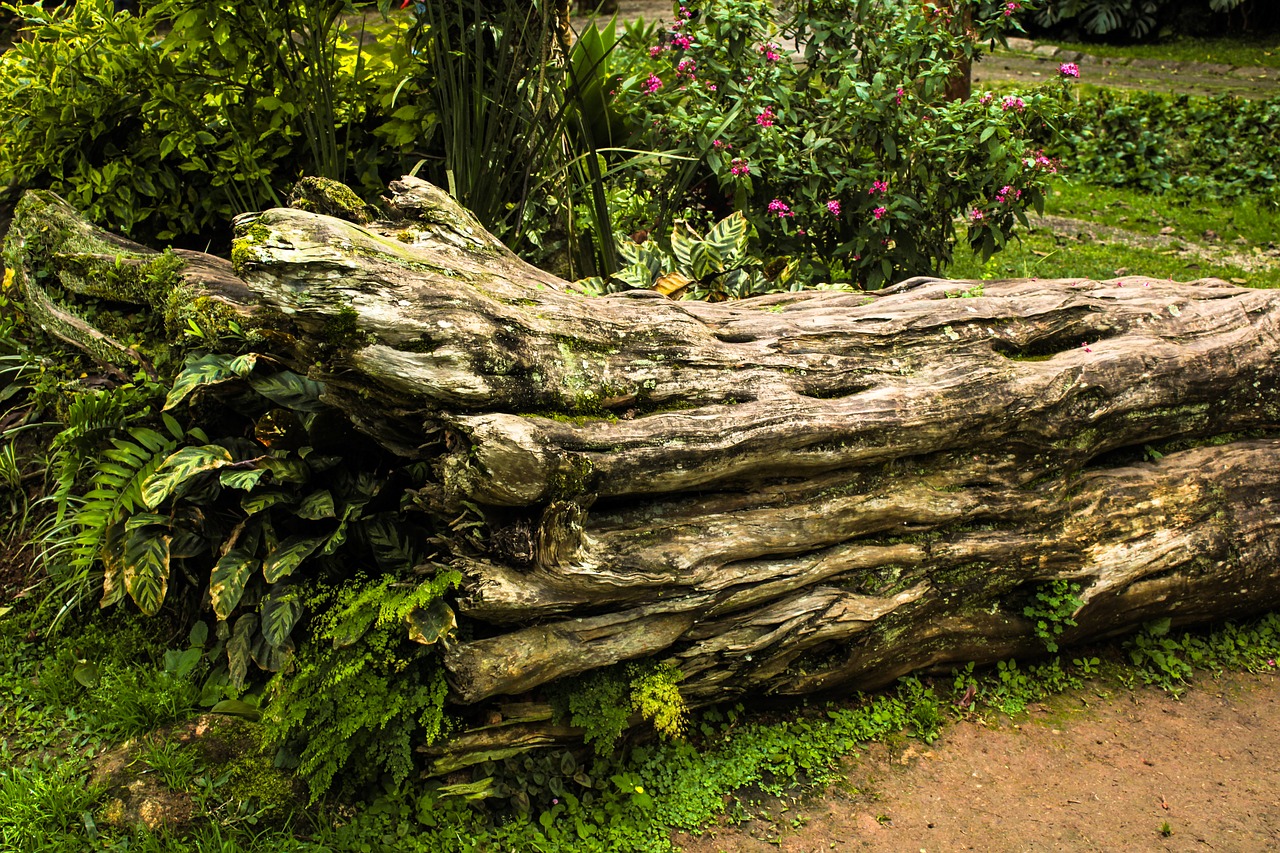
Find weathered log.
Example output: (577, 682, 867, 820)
(10, 178, 1280, 766)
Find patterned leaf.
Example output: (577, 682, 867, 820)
(99, 521, 127, 608)
(164, 353, 256, 411)
(406, 599, 456, 646)
(220, 468, 267, 491)
(141, 445, 234, 509)
(262, 534, 326, 583)
(241, 489, 294, 515)
(365, 515, 418, 572)
(227, 613, 257, 690)
(210, 547, 261, 621)
(123, 526, 171, 616)
(707, 211, 749, 260)
(296, 489, 335, 520)
(251, 631, 294, 672)
(260, 586, 303, 647)
(247, 371, 326, 412)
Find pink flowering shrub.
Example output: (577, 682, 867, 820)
(608, 0, 1064, 291)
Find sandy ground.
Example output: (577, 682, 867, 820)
(675, 672, 1280, 852)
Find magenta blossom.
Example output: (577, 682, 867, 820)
(643, 74, 663, 95)
(758, 42, 783, 62)
(1002, 95, 1025, 112)
(755, 106, 776, 127)
(1004, 1, 1020, 16)
(671, 34, 692, 50)
(895, 86, 905, 105)
(873, 206, 887, 220)
(768, 199, 794, 218)
(995, 185, 1022, 203)
(730, 157, 750, 176)
(677, 58, 697, 78)
(869, 179, 888, 195)
(970, 209, 984, 221)
(648, 45, 664, 58)
(978, 92, 994, 105)
(827, 200, 841, 216)
(1059, 62, 1080, 78)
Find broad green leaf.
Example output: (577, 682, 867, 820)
(251, 631, 294, 672)
(210, 699, 261, 722)
(611, 262, 653, 290)
(247, 371, 326, 412)
(241, 489, 294, 515)
(365, 516, 416, 571)
(406, 599, 456, 646)
(164, 353, 254, 410)
(100, 521, 127, 608)
(262, 534, 326, 583)
(142, 444, 234, 509)
(220, 468, 267, 491)
(296, 489, 335, 520)
(707, 211, 749, 259)
(123, 526, 171, 617)
(188, 620, 209, 648)
(670, 226, 696, 274)
(227, 613, 256, 689)
(260, 586, 303, 647)
(210, 547, 260, 621)
(260, 457, 308, 484)
(73, 662, 100, 689)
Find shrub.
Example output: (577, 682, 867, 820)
(0, 0, 409, 246)
(1050, 90, 1280, 202)
(605, 0, 1072, 289)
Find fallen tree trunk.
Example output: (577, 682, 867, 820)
(11, 178, 1280, 767)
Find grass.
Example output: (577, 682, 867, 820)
(1041, 35, 1280, 69)
(947, 179, 1280, 286)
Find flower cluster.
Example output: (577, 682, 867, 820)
(995, 185, 1022, 203)
(869, 179, 888, 195)
(758, 42, 783, 62)
(768, 198, 794, 217)
(826, 199, 841, 216)
(755, 106, 776, 127)
(730, 157, 750, 176)
(873, 206, 887, 220)
(677, 58, 697, 78)
(671, 33, 692, 50)
(643, 74, 663, 95)
(971, 209, 984, 221)
(1059, 62, 1080, 78)
(1004, 2, 1020, 16)
(1025, 150, 1059, 173)
(1002, 95, 1026, 112)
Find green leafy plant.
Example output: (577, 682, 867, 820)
(1023, 579, 1084, 653)
(262, 573, 458, 801)
(608, 0, 1068, 289)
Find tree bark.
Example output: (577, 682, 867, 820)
(10, 178, 1280, 766)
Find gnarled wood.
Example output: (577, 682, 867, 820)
(10, 178, 1280, 768)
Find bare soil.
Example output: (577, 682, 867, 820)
(675, 672, 1280, 852)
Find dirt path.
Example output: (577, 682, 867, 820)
(675, 672, 1280, 852)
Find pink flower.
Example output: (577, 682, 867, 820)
(677, 58, 697, 78)
(873, 206, 887, 220)
(680, 5, 691, 17)
(869, 179, 888, 195)
(712, 139, 724, 148)
(649, 45, 664, 57)
(768, 199, 794, 218)
(730, 157, 750, 176)
(643, 74, 663, 95)
(827, 200, 841, 216)
(1081, 342, 1092, 353)
(978, 92, 993, 105)
(1059, 62, 1080, 78)
(671, 34, 692, 50)
(755, 106, 776, 127)
(1001, 95, 1025, 112)
(708, 83, 718, 91)
(1004, 2, 1020, 16)
(758, 42, 783, 62)
(895, 86, 905, 105)
(995, 185, 1021, 203)
(970, 209, 984, 221)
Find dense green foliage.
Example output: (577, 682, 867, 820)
(602, 0, 1071, 289)
(1030, 0, 1279, 39)
(1052, 90, 1280, 203)
(0, 0, 408, 245)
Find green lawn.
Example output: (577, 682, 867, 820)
(1047, 36, 1280, 69)
(946, 180, 1280, 287)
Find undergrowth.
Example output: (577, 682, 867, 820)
(2, 598, 1278, 852)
